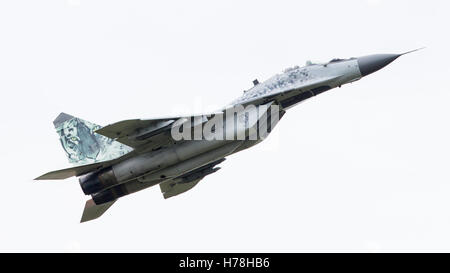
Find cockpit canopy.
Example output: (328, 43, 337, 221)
(329, 58, 345, 63)
(327, 57, 356, 64)
(305, 57, 355, 66)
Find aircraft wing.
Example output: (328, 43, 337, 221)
(95, 118, 176, 148)
(95, 114, 220, 149)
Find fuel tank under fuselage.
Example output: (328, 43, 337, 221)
(91, 141, 243, 204)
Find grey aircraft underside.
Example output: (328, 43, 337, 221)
(36, 49, 422, 222)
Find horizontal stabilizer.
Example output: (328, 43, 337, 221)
(34, 160, 111, 180)
(80, 199, 116, 223)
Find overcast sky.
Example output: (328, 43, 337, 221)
(0, 0, 449, 252)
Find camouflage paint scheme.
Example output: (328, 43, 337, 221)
(37, 50, 422, 222)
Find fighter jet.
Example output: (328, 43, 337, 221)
(36, 49, 422, 222)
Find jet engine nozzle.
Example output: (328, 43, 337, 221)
(79, 167, 118, 195)
(92, 184, 128, 205)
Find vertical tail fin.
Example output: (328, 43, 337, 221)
(80, 199, 116, 223)
(53, 113, 132, 166)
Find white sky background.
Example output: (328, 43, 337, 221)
(0, 0, 449, 252)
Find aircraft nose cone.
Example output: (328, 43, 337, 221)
(357, 54, 401, 77)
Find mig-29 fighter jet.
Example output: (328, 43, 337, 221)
(36, 49, 422, 222)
